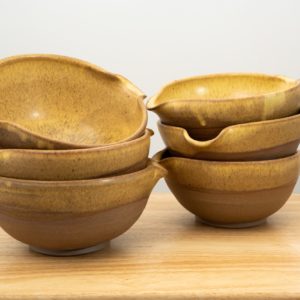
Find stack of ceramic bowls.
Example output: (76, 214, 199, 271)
(0, 54, 166, 256)
(149, 73, 300, 228)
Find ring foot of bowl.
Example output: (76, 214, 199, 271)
(30, 241, 110, 256)
(196, 217, 266, 229)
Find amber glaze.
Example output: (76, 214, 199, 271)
(158, 113, 300, 161)
(154, 150, 300, 228)
(148, 73, 300, 128)
(0, 54, 147, 149)
(0, 160, 166, 252)
(0, 129, 152, 180)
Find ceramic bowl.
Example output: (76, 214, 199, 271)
(154, 150, 300, 228)
(0, 54, 147, 149)
(147, 73, 300, 129)
(0, 160, 166, 256)
(0, 129, 152, 181)
(158, 113, 300, 161)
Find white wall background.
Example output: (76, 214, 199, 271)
(0, 0, 299, 192)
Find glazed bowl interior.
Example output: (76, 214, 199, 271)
(152, 73, 297, 104)
(0, 54, 147, 148)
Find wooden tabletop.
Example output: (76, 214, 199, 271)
(0, 193, 300, 299)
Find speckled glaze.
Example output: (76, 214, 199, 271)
(0, 160, 166, 253)
(0, 54, 147, 149)
(154, 150, 300, 228)
(158, 113, 300, 161)
(0, 129, 152, 181)
(147, 73, 300, 128)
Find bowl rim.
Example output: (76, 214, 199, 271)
(154, 148, 300, 166)
(157, 113, 300, 148)
(147, 72, 300, 110)
(0, 159, 167, 186)
(0, 54, 147, 148)
(0, 129, 153, 155)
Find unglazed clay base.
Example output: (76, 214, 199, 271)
(196, 217, 266, 229)
(167, 181, 294, 226)
(30, 242, 109, 256)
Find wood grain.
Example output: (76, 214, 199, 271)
(0, 193, 300, 299)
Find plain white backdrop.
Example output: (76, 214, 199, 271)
(0, 0, 299, 192)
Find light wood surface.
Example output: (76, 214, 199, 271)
(0, 193, 300, 299)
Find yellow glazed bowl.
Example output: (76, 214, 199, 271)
(0, 54, 147, 149)
(0, 160, 166, 256)
(154, 150, 300, 228)
(147, 73, 300, 128)
(0, 129, 152, 181)
(158, 113, 300, 161)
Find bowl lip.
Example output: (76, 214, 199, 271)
(0, 53, 147, 148)
(0, 129, 153, 155)
(154, 149, 300, 166)
(157, 112, 300, 147)
(147, 72, 300, 110)
(0, 159, 166, 186)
